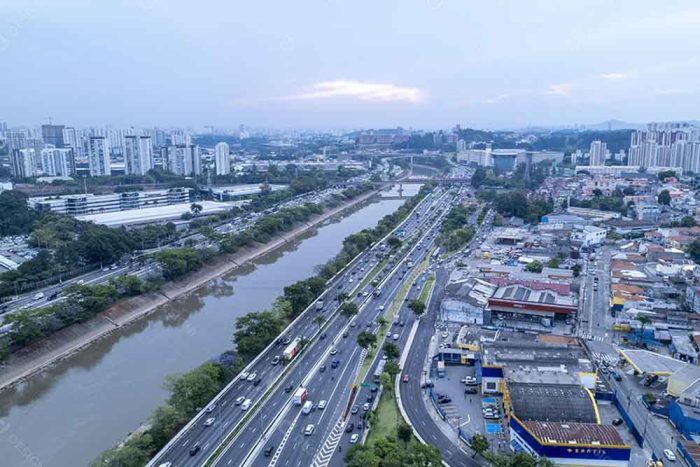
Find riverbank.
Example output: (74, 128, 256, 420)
(0, 189, 381, 392)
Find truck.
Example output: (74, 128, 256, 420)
(437, 361, 445, 378)
(302, 400, 314, 414)
(283, 337, 303, 361)
(293, 387, 308, 406)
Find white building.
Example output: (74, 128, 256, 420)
(165, 145, 201, 176)
(571, 225, 606, 247)
(215, 142, 231, 175)
(10, 148, 37, 177)
(124, 135, 154, 175)
(88, 136, 111, 176)
(589, 140, 607, 166)
(40, 145, 74, 176)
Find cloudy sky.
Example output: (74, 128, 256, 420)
(1, 0, 700, 130)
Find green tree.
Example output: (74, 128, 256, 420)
(658, 189, 671, 205)
(387, 236, 402, 249)
(680, 215, 697, 227)
(190, 203, 203, 214)
(376, 316, 387, 327)
(592, 188, 603, 197)
(408, 299, 426, 316)
(689, 237, 700, 262)
(470, 433, 489, 458)
(397, 423, 412, 447)
(546, 258, 560, 269)
(90, 444, 149, 467)
(382, 342, 400, 360)
(164, 362, 222, 416)
(637, 314, 651, 344)
(401, 442, 442, 465)
(341, 302, 359, 317)
(525, 260, 543, 273)
(572, 264, 582, 277)
(337, 292, 350, 302)
(384, 360, 401, 379)
(356, 331, 377, 349)
(233, 310, 284, 362)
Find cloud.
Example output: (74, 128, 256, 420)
(656, 88, 690, 95)
(285, 80, 424, 103)
(599, 72, 628, 80)
(545, 83, 572, 96)
(483, 93, 512, 104)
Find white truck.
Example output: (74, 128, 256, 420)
(293, 387, 308, 406)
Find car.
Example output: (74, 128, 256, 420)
(319, 365, 327, 373)
(345, 422, 355, 433)
(612, 418, 623, 426)
(350, 434, 360, 444)
(664, 449, 677, 462)
(363, 402, 370, 411)
(342, 330, 349, 338)
(235, 396, 245, 405)
(284, 385, 294, 393)
(320, 333, 326, 340)
(158, 463, 172, 467)
(264, 445, 275, 457)
(393, 333, 399, 341)
(386, 331, 393, 337)
(370, 384, 378, 392)
(204, 417, 216, 427)
(331, 359, 340, 369)
(239, 371, 250, 380)
(282, 337, 291, 345)
(462, 376, 477, 385)
(363, 291, 369, 297)
(102, 267, 110, 272)
(403, 374, 410, 383)
(351, 404, 359, 414)
(241, 399, 252, 410)
(253, 378, 262, 386)
(612, 371, 622, 381)
(441, 332, 449, 339)
(399, 321, 405, 327)
(247, 372, 257, 382)
(304, 424, 315, 435)
(189, 444, 201, 456)
(318, 400, 327, 410)
(205, 403, 216, 413)
(379, 305, 385, 311)
(271, 355, 280, 365)
(366, 394, 374, 403)
(110, 264, 118, 270)
(350, 321, 357, 328)
(33, 292, 45, 300)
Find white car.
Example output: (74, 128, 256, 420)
(392, 333, 399, 341)
(318, 400, 327, 410)
(203, 417, 216, 427)
(33, 292, 45, 301)
(350, 433, 360, 444)
(304, 424, 315, 435)
(386, 331, 392, 337)
(330, 347, 338, 355)
(239, 371, 250, 381)
(234, 396, 245, 405)
(241, 399, 252, 411)
(246, 372, 257, 382)
(205, 403, 216, 413)
(158, 463, 172, 467)
(441, 332, 449, 339)
(664, 449, 676, 462)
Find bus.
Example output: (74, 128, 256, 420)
(373, 358, 386, 382)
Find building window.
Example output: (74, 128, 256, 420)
(486, 381, 497, 391)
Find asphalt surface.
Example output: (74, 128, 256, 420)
(149, 186, 447, 467)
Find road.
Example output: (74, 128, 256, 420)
(238, 189, 461, 467)
(149, 185, 447, 466)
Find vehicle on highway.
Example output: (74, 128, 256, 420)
(284, 384, 294, 393)
(403, 374, 410, 383)
(330, 347, 338, 355)
(253, 377, 262, 386)
(241, 399, 252, 411)
(351, 404, 359, 414)
(189, 444, 201, 456)
(612, 418, 623, 426)
(664, 449, 676, 462)
(239, 371, 249, 381)
(302, 400, 314, 415)
(612, 371, 622, 381)
(283, 337, 303, 361)
(264, 445, 275, 457)
(331, 359, 340, 369)
(205, 403, 216, 413)
(392, 333, 399, 341)
(204, 417, 216, 427)
(158, 463, 172, 467)
(350, 434, 360, 444)
(304, 424, 315, 435)
(319, 364, 327, 373)
(33, 292, 44, 300)
(246, 372, 257, 382)
(271, 355, 280, 365)
(318, 400, 327, 410)
(437, 395, 452, 404)
(362, 402, 370, 411)
(293, 387, 308, 405)
(350, 320, 357, 328)
(235, 396, 245, 405)
(345, 422, 354, 433)
(462, 376, 477, 385)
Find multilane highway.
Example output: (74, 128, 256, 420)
(149, 185, 447, 466)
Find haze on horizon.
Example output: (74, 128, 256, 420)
(1, 0, 699, 130)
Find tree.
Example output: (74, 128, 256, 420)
(382, 342, 400, 360)
(658, 189, 671, 205)
(637, 314, 651, 344)
(470, 433, 489, 458)
(164, 362, 222, 416)
(341, 302, 359, 317)
(356, 331, 377, 349)
(259, 183, 272, 195)
(680, 215, 697, 227)
(90, 444, 150, 467)
(408, 299, 426, 316)
(337, 292, 350, 302)
(525, 260, 543, 273)
(190, 203, 203, 215)
(688, 237, 700, 262)
(657, 169, 677, 181)
(572, 264, 582, 277)
(376, 316, 387, 327)
(233, 311, 284, 362)
(592, 188, 603, 197)
(397, 423, 412, 447)
(387, 236, 402, 249)
(384, 360, 400, 378)
(546, 258, 561, 269)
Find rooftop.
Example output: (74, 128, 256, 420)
(509, 383, 598, 423)
(620, 349, 687, 375)
(76, 201, 242, 227)
(520, 420, 626, 446)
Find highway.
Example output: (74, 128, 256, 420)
(149, 185, 448, 466)
(236, 189, 461, 467)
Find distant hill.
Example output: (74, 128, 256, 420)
(581, 120, 646, 131)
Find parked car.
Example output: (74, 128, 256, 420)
(612, 418, 623, 426)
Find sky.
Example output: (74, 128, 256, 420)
(1, 0, 700, 130)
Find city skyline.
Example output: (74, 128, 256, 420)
(1, 1, 699, 128)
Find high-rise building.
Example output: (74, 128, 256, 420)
(165, 145, 200, 176)
(62, 127, 85, 159)
(215, 142, 231, 175)
(5, 131, 26, 151)
(588, 140, 607, 166)
(40, 145, 75, 176)
(11, 148, 38, 177)
(124, 136, 154, 175)
(41, 124, 65, 148)
(628, 126, 700, 170)
(88, 136, 111, 176)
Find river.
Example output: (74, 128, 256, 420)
(0, 185, 421, 467)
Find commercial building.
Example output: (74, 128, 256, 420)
(29, 187, 192, 216)
(215, 142, 231, 175)
(488, 283, 577, 321)
(571, 225, 607, 248)
(210, 183, 287, 201)
(75, 200, 239, 227)
(124, 135, 153, 175)
(88, 136, 111, 176)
